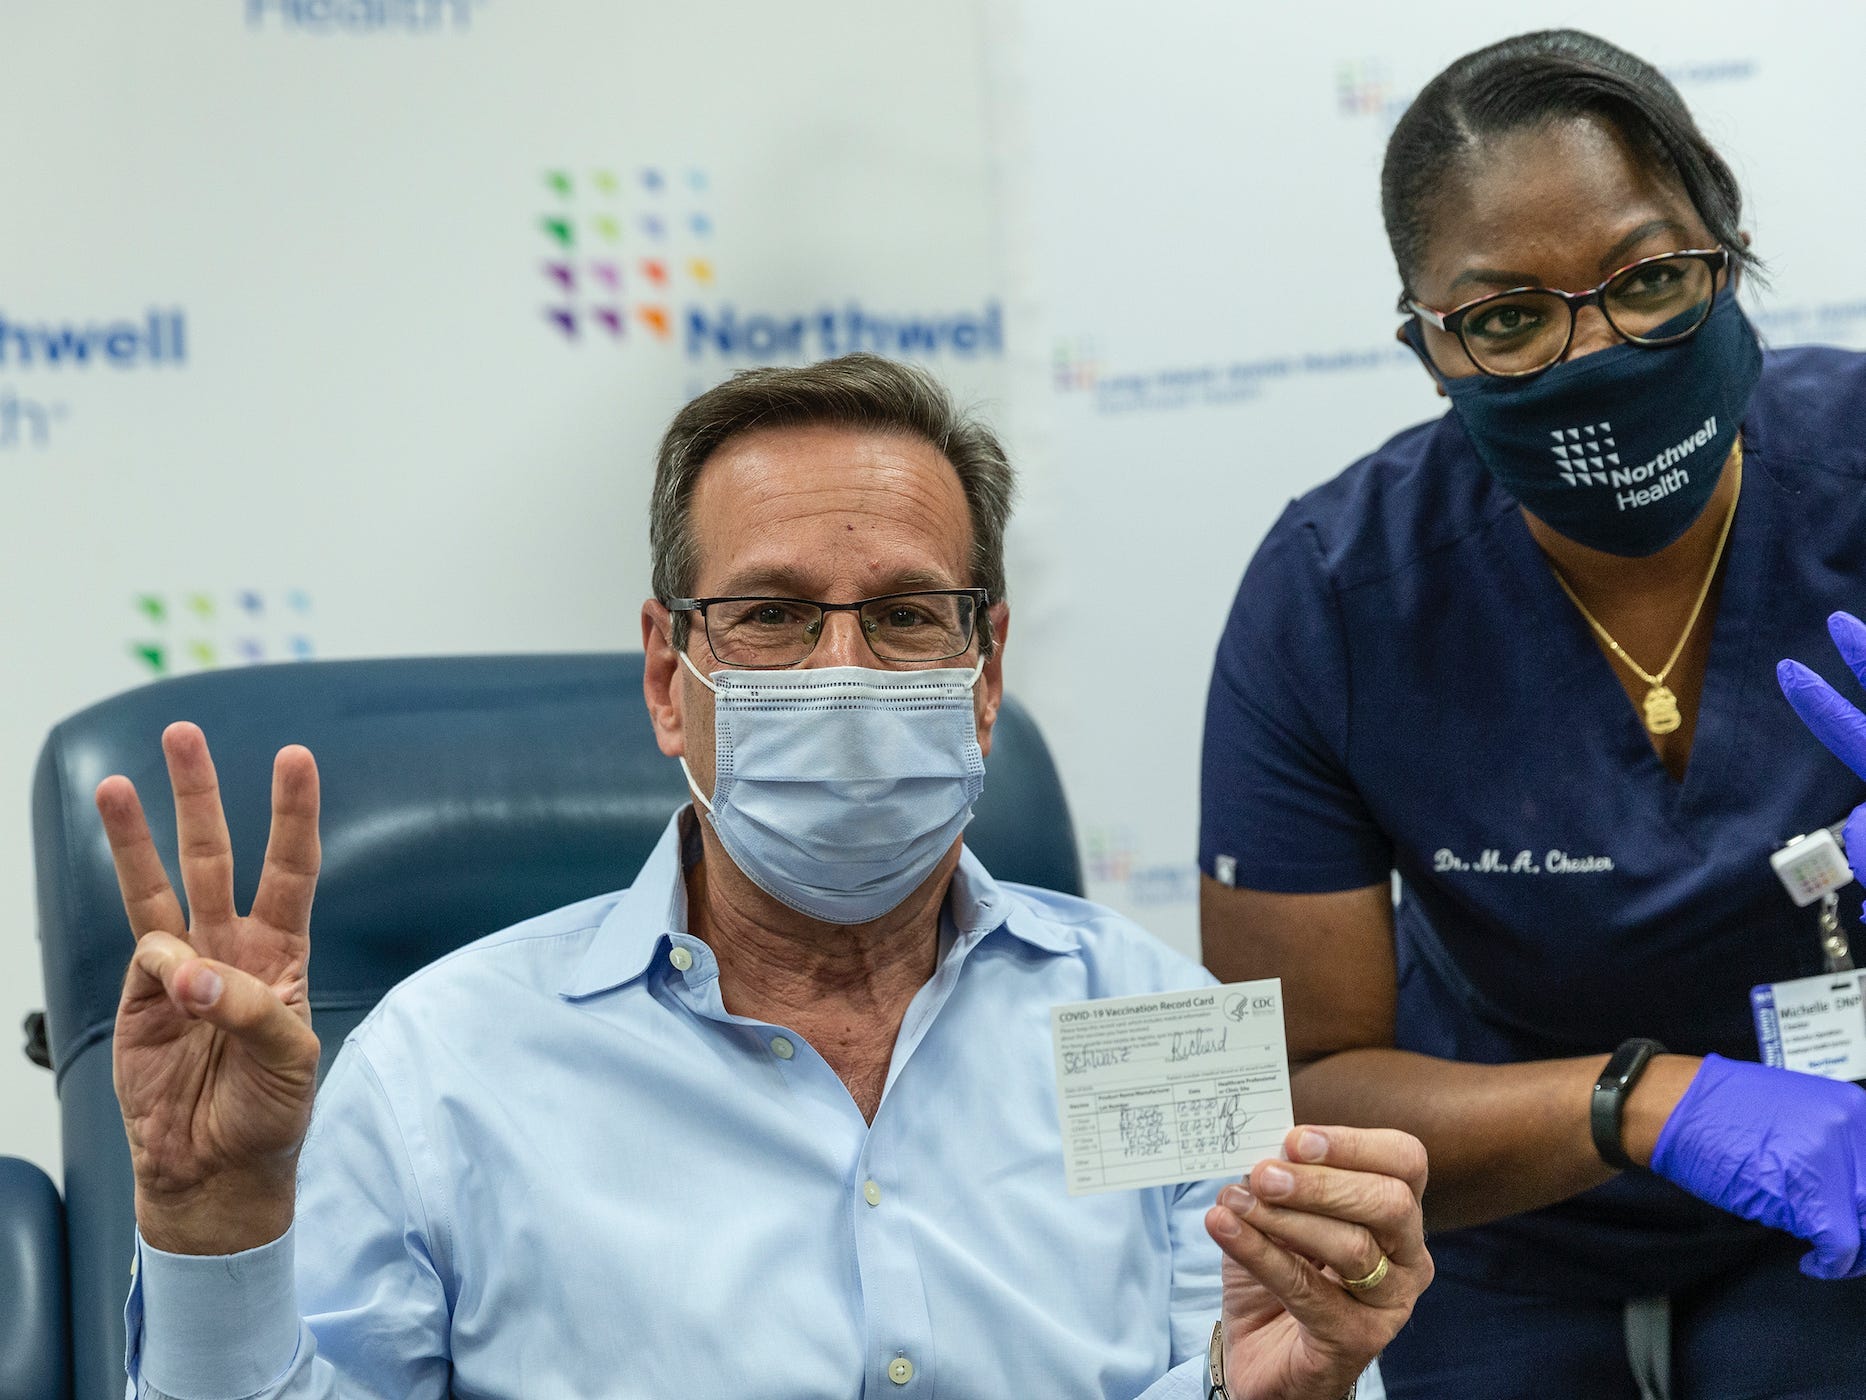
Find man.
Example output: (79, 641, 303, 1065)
(103, 353, 1431, 1398)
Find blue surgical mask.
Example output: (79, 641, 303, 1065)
(1413, 287, 1763, 556)
(678, 650, 986, 924)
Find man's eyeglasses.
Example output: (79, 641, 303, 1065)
(1399, 247, 1730, 379)
(665, 589, 989, 669)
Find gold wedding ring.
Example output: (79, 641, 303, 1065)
(1340, 1253, 1390, 1293)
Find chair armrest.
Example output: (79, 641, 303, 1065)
(0, 1156, 70, 1400)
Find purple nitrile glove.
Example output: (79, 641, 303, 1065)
(1778, 610, 1866, 908)
(1778, 611, 1866, 779)
(1650, 1054, 1866, 1279)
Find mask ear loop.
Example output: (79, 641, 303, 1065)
(675, 648, 719, 813)
(677, 648, 720, 693)
(679, 757, 713, 814)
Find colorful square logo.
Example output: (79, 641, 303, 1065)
(538, 167, 714, 343)
(127, 589, 315, 675)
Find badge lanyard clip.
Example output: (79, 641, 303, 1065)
(1819, 893, 1855, 973)
(1770, 821, 1856, 972)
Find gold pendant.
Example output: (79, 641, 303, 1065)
(1643, 685, 1682, 735)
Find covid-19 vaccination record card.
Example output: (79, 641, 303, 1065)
(1049, 979, 1295, 1195)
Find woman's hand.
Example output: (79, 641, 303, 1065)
(1205, 1125, 1432, 1400)
(1649, 1055, 1866, 1279)
(1778, 609, 1866, 896)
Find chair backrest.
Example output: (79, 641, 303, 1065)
(31, 652, 1082, 1400)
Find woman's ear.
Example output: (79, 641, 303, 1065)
(1396, 323, 1449, 398)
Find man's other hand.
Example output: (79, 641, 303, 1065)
(1206, 1124, 1432, 1400)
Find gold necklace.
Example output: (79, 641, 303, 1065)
(1548, 438, 1743, 737)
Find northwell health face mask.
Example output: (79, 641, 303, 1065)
(1419, 287, 1764, 556)
(678, 650, 987, 925)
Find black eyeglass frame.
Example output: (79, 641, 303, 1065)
(1398, 246, 1732, 379)
(664, 587, 992, 669)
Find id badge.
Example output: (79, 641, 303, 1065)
(1751, 971, 1866, 1081)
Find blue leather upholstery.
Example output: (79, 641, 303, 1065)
(0, 1156, 69, 1400)
(23, 653, 1082, 1400)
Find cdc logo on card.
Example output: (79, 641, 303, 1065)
(1223, 990, 1278, 1021)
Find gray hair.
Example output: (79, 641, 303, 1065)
(649, 352, 1016, 652)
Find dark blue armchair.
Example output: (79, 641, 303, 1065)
(2, 653, 1081, 1400)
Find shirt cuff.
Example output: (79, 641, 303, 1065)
(134, 1224, 301, 1399)
(1132, 1355, 1208, 1400)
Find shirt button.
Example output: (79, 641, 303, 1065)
(668, 946, 694, 972)
(888, 1356, 914, 1385)
(863, 1179, 882, 1207)
(770, 1035, 795, 1059)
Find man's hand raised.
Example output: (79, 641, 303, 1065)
(1205, 1125, 1432, 1400)
(101, 722, 322, 1256)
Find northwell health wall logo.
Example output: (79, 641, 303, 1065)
(246, 0, 483, 33)
(0, 308, 187, 448)
(538, 166, 711, 343)
(0, 310, 188, 368)
(0, 391, 67, 448)
(127, 590, 315, 677)
(1335, 54, 1756, 134)
(534, 167, 1002, 361)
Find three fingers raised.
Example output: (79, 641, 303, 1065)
(96, 724, 321, 942)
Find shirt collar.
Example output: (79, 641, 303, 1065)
(948, 843, 1081, 955)
(560, 810, 1079, 1001)
(560, 810, 698, 1000)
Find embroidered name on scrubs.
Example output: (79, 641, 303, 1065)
(1431, 847, 1616, 875)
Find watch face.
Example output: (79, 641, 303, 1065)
(1592, 1038, 1663, 1169)
(1606, 1038, 1661, 1087)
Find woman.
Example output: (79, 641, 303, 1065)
(1199, 29, 1866, 1398)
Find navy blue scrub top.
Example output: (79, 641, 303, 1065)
(1200, 344, 1866, 1299)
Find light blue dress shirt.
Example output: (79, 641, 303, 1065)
(126, 813, 1226, 1399)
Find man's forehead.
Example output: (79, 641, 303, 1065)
(695, 422, 959, 494)
(687, 423, 973, 591)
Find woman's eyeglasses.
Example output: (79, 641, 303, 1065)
(1400, 247, 1731, 379)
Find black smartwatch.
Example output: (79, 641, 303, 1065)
(1590, 1037, 1666, 1171)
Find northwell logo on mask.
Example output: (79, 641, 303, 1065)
(1552, 416, 1718, 511)
(1549, 422, 1619, 486)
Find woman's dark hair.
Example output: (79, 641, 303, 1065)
(1381, 29, 1760, 294)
